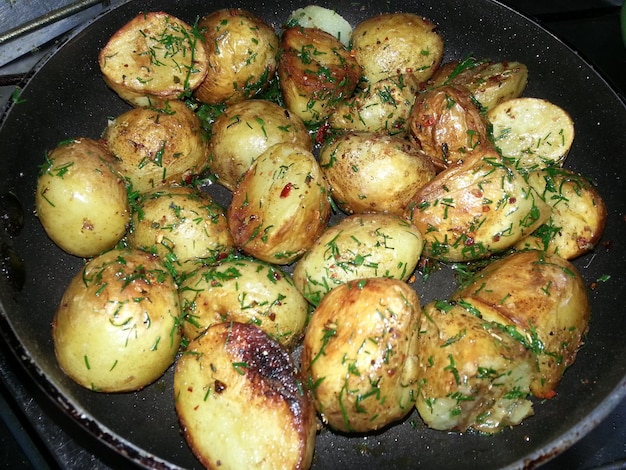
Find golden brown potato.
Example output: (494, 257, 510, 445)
(193, 9, 279, 105)
(408, 84, 491, 167)
(35, 138, 130, 258)
(228, 142, 331, 264)
(126, 185, 235, 274)
(287, 5, 353, 46)
(329, 74, 420, 134)
(179, 257, 309, 348)
(278, 27, 361, 125)
(404, 148, 552, 262)
(293, 213, 424, 305)
(52, 248, 182, 392)
(99, 12, 208, 107)
(174, 322, 317, 470)
(453, 250, 590, 399)
(416, 300, 535, 433)
(301, 278, 422, 433)
(351, 13, 444, 85)
(516, 168, 607, 259)
(207, 99, 312, 191)
(104, 100, 208, 193)
(319, 131, 436, 215)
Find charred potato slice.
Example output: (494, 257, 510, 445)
(351, 13, 444, 85)
(36, 138, 130, 258)
(126, 185, 235, 274)
(193, 9, 279, 105)
(416, 300, 535, 433)
(228, 143, 331, 264)
(179, 257, 309, 348)
(293, 213, 424, 305)
(104, 100, 208, 193)
(174, 322, 316, 470)
(278, 27, 361, 125)
(52, 249, 182, 392)
(301, 278, 422, 433)
(488, 97, 575, 170)
(405, 148, 551, 262)
(99, 12, 208, 107)
(319, 131, 435, 215)
(516, 167, 607, 259)
(207, 99, 312, 191)
(454, 250, 590, 399)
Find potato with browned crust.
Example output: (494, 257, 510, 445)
(193, 8, 279, 105)
(174, 322, 317, 470)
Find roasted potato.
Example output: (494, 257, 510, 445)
(287, 5, 352, 46)
(488, 97, 575, 170)
(179, 257, 309, 348)
(278, 27, 361, 125)
(404, 148, 552, 262)
(207, 99, 312, 191)
(174, 322, 317, 470)
(516, 167, 607, 259)
(301, 278, 422, 433)
(99, 12, 208, 107)
(408, 84, 491, 167)
(293, 213, 424, 305)
(126, 185, 235, 274)
(319, 131, 436, 215)
(329, 74, 420, 134)
(36, 138, 130, 258)
(453, 250, 590, 399)
(416, 300, 535, 433)
(351, 13, 444, 85)
(104, 100, 208, 193)
(52, 248, 182, 392)
(228, 142, 331, 264)
(193, 9, 279, 105)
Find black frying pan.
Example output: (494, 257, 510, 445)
(1, 0, 625, 468)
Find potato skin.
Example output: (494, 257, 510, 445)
(174, 322, 316, 470)
(193, 9, 279, 105)
(301, 278, 422, 433)
(179, 257, 309, 348)
(99, 12, 208, 107)
(293, 213, 424, 305)
(319, 131, 435, 215)
(36, 138, 130, 257)
(351, 13, 444, 85)
(228, 143, 331, 264)
(104, 100, 207, 193)
(207, 99, 312, 191)
(404, 148, 552, 262)
(126, 185, 235, 274)
(454, 250, 590, 399)
(52, 249, 182, 392)
(278, 27, 361, 125)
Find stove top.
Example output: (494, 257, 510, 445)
(1, 1, 625, 469)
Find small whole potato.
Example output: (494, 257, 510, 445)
(319, 131, 436, 215)
(207, 99, 312, 191)
(228, 143, 331, 264)
(301, 277, 422, 433)
(193, 9, 279, 105)
(174, 322, 317, 470)
(293, 213, 424, 305)
(126, 185, 235, 274)
(104, 100, 207, 193)
(179, 257, 309, 348)
(36, 138, 130, 257)
(52, 248, 182, 392)
(351, 13, 444, 85)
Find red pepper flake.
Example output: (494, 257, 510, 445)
(422, 115, 436, 126)
(280, 182, 294, 198)
(509, 197, 517, 204)
(464, 236, 475, 246)
(316, 122, 331, 144)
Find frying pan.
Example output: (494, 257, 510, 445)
(1, 0, 625, 468)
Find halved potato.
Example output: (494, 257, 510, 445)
(99, 12, 208, 107)
(174, 322, 316, 470)
(287, 5, 353, 46)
